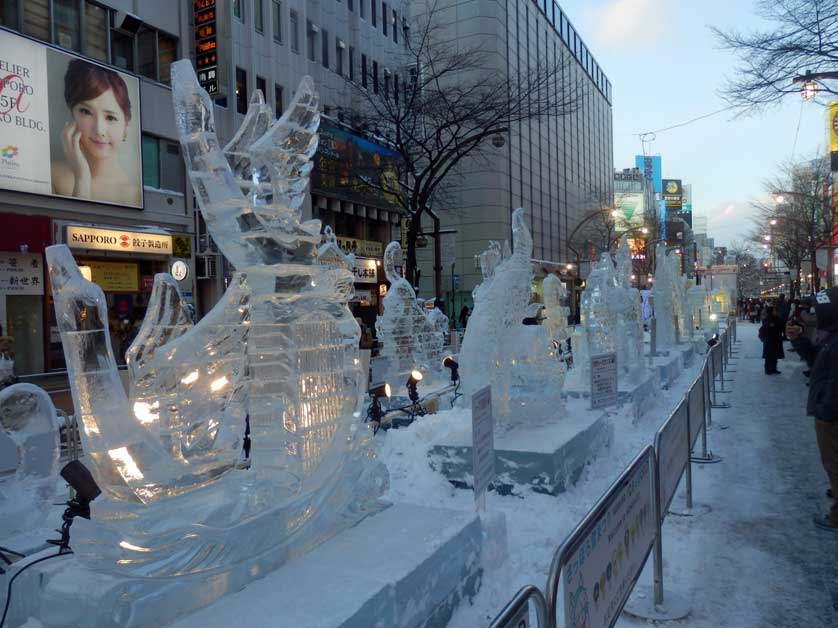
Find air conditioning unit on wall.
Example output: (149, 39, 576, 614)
(196, 255, 218, 279)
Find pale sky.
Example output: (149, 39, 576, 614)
(559, 0, 829, 247)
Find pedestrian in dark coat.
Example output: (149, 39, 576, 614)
(759, 305, 784, 374)
(787, 287, 838, 530)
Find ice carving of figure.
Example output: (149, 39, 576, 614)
(687, 283, 707, 331)
(543, 274, 570, 353)
(375, 242, 445, 378)
(572, 254, 619, 384)
(614, 236, 645, 378)
(653, 244, 677, 349)
(427, 307, 450, 355)
(0, 384, 59, 539)
(43, 61, 386, 590)
(460, 208, 533, 422)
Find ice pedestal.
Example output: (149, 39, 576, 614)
(8, 504, 485, 628)
(429, 398, 613, 495)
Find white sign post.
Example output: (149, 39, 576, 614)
(590, 353, 618, 410)
(471, 385, 495, 511)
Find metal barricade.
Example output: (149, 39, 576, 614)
(546, 446, 657, 628)
(709, 341, 731, 408)
(690, 356, 721, 464)
(488, 585, 549, 628)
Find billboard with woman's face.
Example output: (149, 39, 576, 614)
(0, 28, 142, 208)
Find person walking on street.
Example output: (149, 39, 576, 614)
(759, 305, 784, 375)
(787, 287, 838, 531)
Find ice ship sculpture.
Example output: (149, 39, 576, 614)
(42, 61, 386, 603)
(0, 383, 59, 539)
(652, 244, 677, 349)
(460, 208, 534, 421)
(375, 241, 445, 379)
(614, 235, 645, 378)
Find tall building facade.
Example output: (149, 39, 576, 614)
(0, 1, 192, 374)
(415, 0, 613, 311)
(199, 0, 409, 334)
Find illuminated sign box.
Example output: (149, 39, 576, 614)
(194, 0, 219, 95)
(0, 29, 143, 209)
(67, 226, 173, 255)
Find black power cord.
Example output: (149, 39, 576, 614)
(0, 550, 73, 628)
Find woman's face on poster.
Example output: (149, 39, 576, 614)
(70, 88, 126, 159)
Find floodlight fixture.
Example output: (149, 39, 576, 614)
(406, 369, 423, 405)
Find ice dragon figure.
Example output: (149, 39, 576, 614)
(652, 244, 677, 349)
(614, 235, 645, 379)
(44, 61, 386, 594)
(459, 208, 534, 422)
(0, 383, 59, 539)
(375, 241, 445, 379)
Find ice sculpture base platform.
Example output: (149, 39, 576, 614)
(562, 368, 658, 423)
(9, 504, 483, 628)
(651, 341, 697, 388)
(428, 401, 613, 496)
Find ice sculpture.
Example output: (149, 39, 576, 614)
(43, 61, 386, 599)
(460, 208, 534, 421)
(543, 274, 570, 354)
(680, 277, 695, 336)
(670, 256, 688, 341)
(0, 383, 59, 539)
(375, 241, 445, 379)
(687, 283, 708, 330)
(614, 236, 645, 378)
(570, 254, 619, 384)
(652, 244, 676, 349)
(427, 307, 450, 350)
(317, 225, 356, 271)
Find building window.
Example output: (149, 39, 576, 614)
(392, 9, 397, 43)
(272, 0, 282, 43)
(349, 46, 355, 81)
(321, 29, 329, 68)
(275, 83, 284, 117)
(142, 135, 185, 193)
(382, 2, 388, 36)
(307, 21, 317, 61)
(236, 66, 248, 114)
(0, 1, 19, 30)
(254, 0, 264, 33)
(158, 32, 177, 84)
(138, 27, 158, 80)
(372, 60, 378, 94)
(54, 0, 80, 51)
(23, 0, 49, 42)
(383, 70, 390, 98)
(394, 73, 399, 104)
(360, 0, 365, 19)
(110, 27, 134, 71)
(83, 2, 108, 62)
(290, 9, 299, 52)
(371, 0, 376, 27)
(336, 40, 344, 76)
(257, 75, 266, 100)
(348, 0, 354, 10)
(361, 53, 368, 88)
(233, 0, 244, 21)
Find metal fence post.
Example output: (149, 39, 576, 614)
(694, 357, 723, 463)
(684, 394, 693, 510)
(488, 585, 549, 628)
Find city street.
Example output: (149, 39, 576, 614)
(621, 323, 838, 627)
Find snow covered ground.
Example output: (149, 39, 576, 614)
(377, 323, 838, 627)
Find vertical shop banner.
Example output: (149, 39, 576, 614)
(634, 155, 662, 195)
(0, 29, 142, 208)
(828, 101, 838, 172)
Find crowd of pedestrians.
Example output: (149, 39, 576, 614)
(748, 289, 838, 530)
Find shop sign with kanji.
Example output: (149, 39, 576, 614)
(0, 252, 44, 295)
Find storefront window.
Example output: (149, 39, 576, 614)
(6, 295, 44, 374)
(83, 2, 108, 62)
(236, 67, 248, 114)
(54, 0, 81, 51)
(23, 0, 50, 42)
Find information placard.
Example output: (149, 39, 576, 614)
(471, 386, 495, 500)
(562, 448, 656, 628)
(590, 353, 618, 410)
(656, 399, 689, 515)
